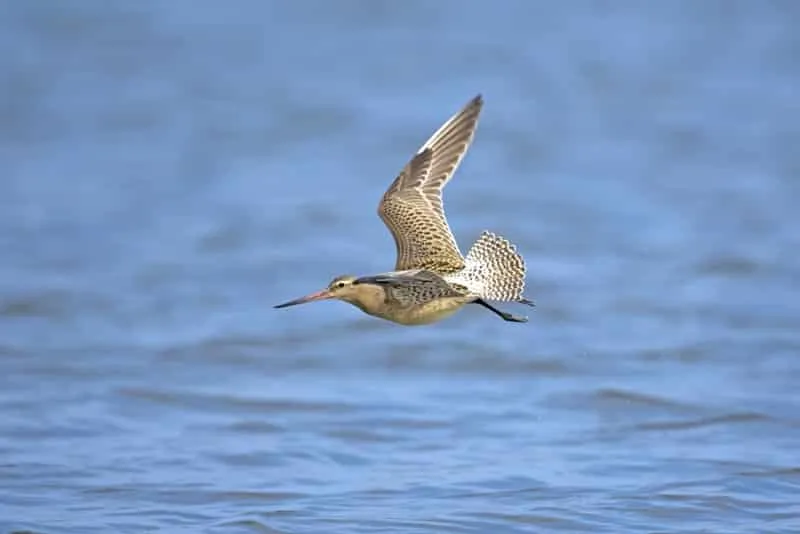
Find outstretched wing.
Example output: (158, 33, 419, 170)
(378, 95, 483, 273)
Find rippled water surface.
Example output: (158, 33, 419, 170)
(2, 2, 799, 533)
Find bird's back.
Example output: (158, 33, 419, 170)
(357, 270, 474, 325)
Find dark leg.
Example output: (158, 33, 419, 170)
(519, 297, 536, 307)
(473, 298, 528, 323)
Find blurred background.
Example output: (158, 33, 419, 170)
(1, 1, 798, 533)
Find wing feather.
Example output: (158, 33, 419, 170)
(378, 95, 483, 273)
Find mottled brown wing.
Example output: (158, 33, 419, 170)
(378, 95, 484, 273)
(384, 270, 466, 306)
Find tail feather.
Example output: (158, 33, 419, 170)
(446, 231, 533, 304)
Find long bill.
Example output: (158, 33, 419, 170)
(273, 289, 332, 309)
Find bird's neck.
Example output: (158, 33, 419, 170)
(340, 284, 388, 315)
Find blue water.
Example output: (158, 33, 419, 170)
(1, 2, 799, 533)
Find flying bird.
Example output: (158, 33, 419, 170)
(274, 95, 534, 325)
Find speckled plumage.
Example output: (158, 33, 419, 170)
(379, 95, 482, 274)
(274, 95, 534, 325)
(378, 95, 531, 306)
(352, 270, 472, 325)
(444, 231, 530, 304)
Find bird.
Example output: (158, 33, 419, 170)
(274, 94, 534, 325)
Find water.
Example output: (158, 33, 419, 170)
(1, 1, 799, 532)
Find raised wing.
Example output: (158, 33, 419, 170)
(378, 95, 483, 273)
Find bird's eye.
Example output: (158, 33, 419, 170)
(335, 281, 346, 289)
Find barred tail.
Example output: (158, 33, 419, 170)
(452, 231, 534, 305)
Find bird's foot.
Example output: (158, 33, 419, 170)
(500, 311, 528, 323)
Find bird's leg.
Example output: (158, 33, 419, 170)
(473, 298, 528, 323)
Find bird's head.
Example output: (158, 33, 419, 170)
(273, 275, 362, 309)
